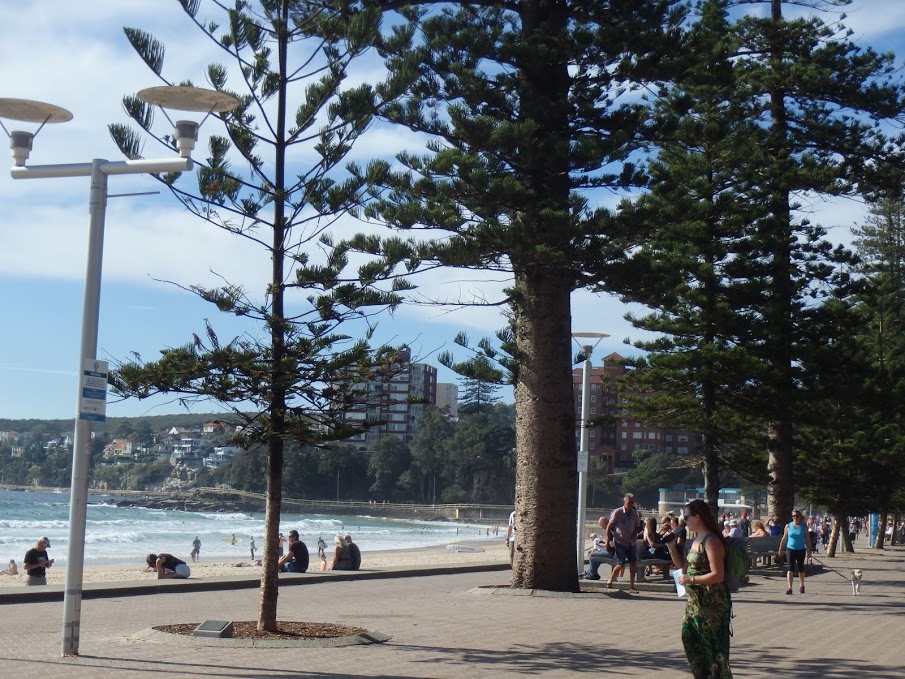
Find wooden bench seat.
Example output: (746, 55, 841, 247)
(747, 536, 783, 567)
(587, 540, 674, 582)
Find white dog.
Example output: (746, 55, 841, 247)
(851, 568, 863, 595)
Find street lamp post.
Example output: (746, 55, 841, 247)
(0, 86, 238, 657)
(572, 332, 609, 575)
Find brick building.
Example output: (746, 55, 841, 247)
(573, 352, 696, 474)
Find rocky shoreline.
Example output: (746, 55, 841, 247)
(110, 492, 260, 514)
(2, 484, 511, 522)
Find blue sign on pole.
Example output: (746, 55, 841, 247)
(78, 359, 108, 422)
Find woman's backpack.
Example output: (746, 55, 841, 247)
(723, 537, 749, 593)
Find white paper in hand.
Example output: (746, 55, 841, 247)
(673, 568, 687, 597)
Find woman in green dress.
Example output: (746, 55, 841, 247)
(666, 499, 733, 679)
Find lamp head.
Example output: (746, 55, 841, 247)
(174, 120, 199, 158)
(0, 98, 73, 166)
(10, 130, 33, 166)
(136, 86, 239, 159)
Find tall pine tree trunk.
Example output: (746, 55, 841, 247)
(891, 513, 900, 546)
(701, 379, 720, 516)
(508, 0, 577, 591)
(258, 0, 290, 632)
(830, 509, 855, 555)
(765, 0, 795, 524)
(511, 268, 577, 590)
(873, 511, 888, 549)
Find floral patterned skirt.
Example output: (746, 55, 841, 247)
(682, 583, 733, 679)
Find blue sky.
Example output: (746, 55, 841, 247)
(1, 0, 903, 421)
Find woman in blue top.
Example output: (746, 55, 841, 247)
(778, 510, 812, 595)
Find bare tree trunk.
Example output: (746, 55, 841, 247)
(828, 510, 856, 557)
(764, 0, 795, 528)
(508, 0, 576, 592)
(766, 422, 794, 522)
(258, 448, 283, 630)
(873, 511, 888, 549)
(510, 270, 577, 591)
(837, 511, 855, 554)
(891, 513, 900, 546)
(258, 0, 290, 632)
(701, 379, 720, 517)
(826, 515, 840, 557)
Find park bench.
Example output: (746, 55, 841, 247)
(747, 536, 783, 568)
(587, 539, 674, 582)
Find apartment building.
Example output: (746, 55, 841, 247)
(573, 352, 696, 474)
(435, 382, 459, 418)
(341, 348, 438, 446)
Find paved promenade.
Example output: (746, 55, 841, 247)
(0, 545, 902, 678)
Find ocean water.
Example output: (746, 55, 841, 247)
(0, 489, 498, 567)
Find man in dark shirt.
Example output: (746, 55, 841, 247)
(344, 534, 361, 570)
(23, 536, 53, 586)
(146, 553, 191, 578)
(278, 529, 309, 573)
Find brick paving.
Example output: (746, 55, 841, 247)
(0, 545, 902, 678)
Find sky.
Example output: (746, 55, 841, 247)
(1, 0, 904, 421)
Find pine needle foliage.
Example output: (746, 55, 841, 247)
(107, 0, 408, 631)
(340, 0, 688, 591)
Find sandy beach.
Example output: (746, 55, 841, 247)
(0, 542, 509, 588)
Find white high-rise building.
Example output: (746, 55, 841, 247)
(435, 382, 459, 418)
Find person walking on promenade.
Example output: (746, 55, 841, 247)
(23, 537, 53, 586)
(605, 493, 642, 593)
(666, 499, 733, 679)
(779, 509, 812, 595)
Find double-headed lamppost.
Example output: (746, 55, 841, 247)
(572, 332, 609, 574)
(0, 86, 238, 657)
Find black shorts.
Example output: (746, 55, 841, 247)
(786, 548, 807, 575)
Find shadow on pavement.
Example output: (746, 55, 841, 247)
(2, 655, 419, 679)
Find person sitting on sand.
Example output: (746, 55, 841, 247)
(145, 553, 191, 579)
(0, 559, 17, 575)
(331, 534, 353, 570)
(344, 534, 361, 571)
(278, 530, 309, 573)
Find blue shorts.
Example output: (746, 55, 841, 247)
(614, 542, 638, 565)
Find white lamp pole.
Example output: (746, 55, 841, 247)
(572, 332, 608, 574)
(0, 87, 238, 657)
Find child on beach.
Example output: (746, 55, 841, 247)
(320, 554, 327, 571)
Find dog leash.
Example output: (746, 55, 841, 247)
(809, 554, 858, 582)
